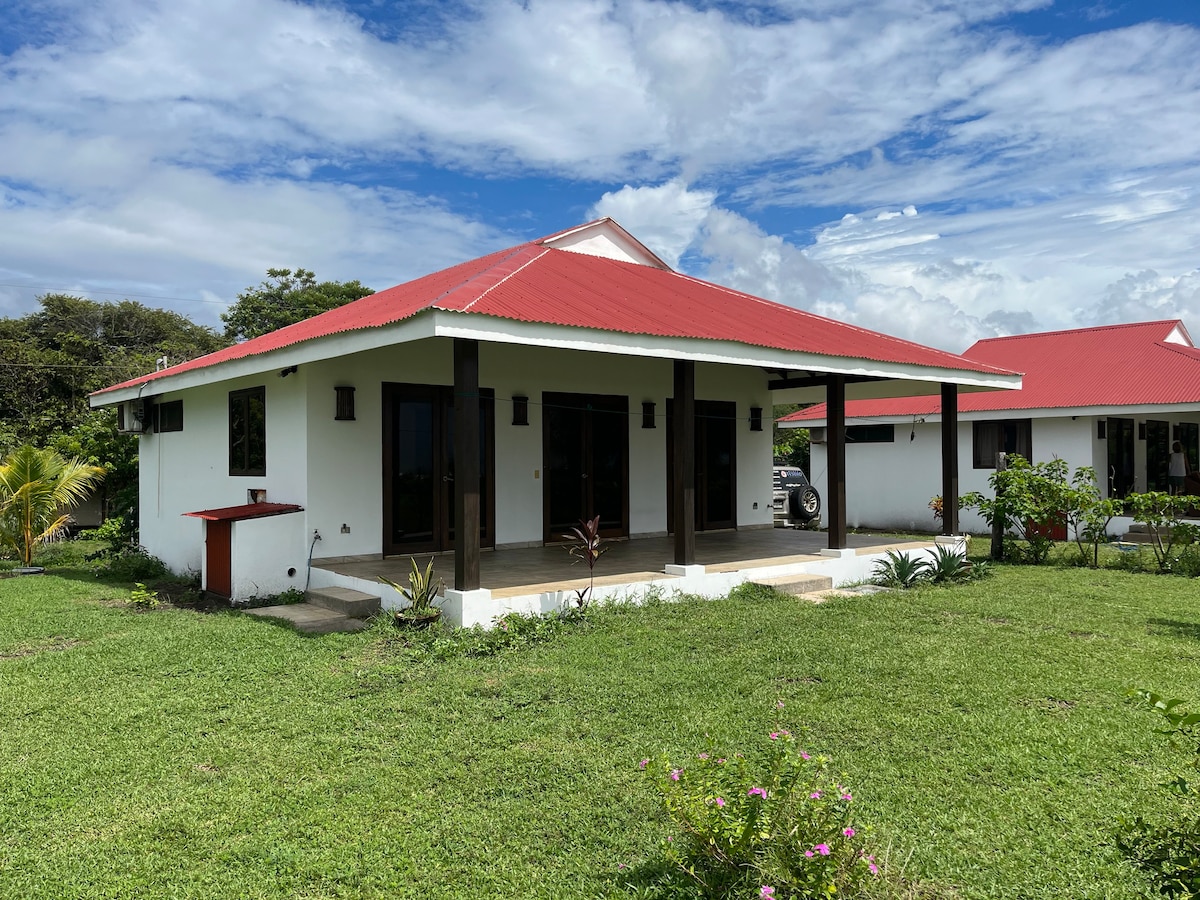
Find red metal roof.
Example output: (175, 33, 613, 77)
(183, 502, 303, 522)
(781, 320, 1200, 423)
(93, 222, 1012, 398)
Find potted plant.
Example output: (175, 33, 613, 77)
(379, 557, 444, 628)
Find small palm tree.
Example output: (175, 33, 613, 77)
(0, 445, 105, 567)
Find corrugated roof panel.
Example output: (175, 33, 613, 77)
(93, 226, 1012, 398)
(782, 320, 1200, 422)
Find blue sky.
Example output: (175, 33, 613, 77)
(1, 0, 1198, 349)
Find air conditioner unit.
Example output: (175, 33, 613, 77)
(117, 399, 148, 434)
(809, 427, 827, 444)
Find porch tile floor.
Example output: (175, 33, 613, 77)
(314, 528, 926, 598)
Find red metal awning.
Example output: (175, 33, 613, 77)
(183, 502, 303, 522)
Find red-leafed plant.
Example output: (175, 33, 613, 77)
(562, 515, 607, 613)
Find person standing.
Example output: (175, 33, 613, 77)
(1169, 440, 1189, 495)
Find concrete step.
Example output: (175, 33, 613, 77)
(751, 573, 834, 596)
(307, 586, 381, 618)
(242, 602, 372, 634)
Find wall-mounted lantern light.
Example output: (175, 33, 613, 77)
(512, 395, 529, 426)
(749, 406, 763, 432)
(334, 385, 356, 421)
(642, 401, 656, 429)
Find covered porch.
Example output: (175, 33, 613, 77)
(310, 527, 952, 626)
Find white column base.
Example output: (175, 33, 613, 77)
(442, 588, 494, 628)
(819, 548, 856, 559)
(665, 563, 706, 577)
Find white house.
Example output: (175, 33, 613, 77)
(781, 320, 1200, 534)
(90, 219, 1018, 624)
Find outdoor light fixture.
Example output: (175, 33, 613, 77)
(279, 365, 297, 377)
(334, 385, 355, 421)
(749, 406, 763, 432)
(512, 395, 529, 426)
(642, 401, 656, 429)
(1138, 423, 1147, 441)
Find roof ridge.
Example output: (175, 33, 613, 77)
(972, 319, 1181, 348)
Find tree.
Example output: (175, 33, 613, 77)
(960, 455, 1073, 564)
(221, 268, 373, 342)
(0, 295, 227, 526)
(0, 445, 105, 566)
(773, 404, 811, 471)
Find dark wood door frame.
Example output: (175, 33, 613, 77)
(666, 398, 738, 533)
(541, 391, 630, 543)
(381, 381, 495, 558)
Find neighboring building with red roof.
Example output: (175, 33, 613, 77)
(91, 218, 1018, 621)
(780, 320, 1200, 533)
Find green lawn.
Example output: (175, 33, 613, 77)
(1, 564, 1196, 898)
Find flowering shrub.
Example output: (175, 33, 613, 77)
(641, 729, 877, 898)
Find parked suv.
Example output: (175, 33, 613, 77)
(773, 466, 821, 527)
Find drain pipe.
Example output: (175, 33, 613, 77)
(304, 529, 322, 592)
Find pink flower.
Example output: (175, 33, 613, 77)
(770, 732, 780, 740)
(841, 792, 853, 801)
(843, 827, 856, 837)
(800, 751, 810, 760)
(810, 791, 822, 799)
(716, 758, 726, 764)
(747, 787, 767, 799)
(760, 886, 775, 899)
(868, 863, 879, 875)
(815, 843, 831, 856)
(638, 758, 649, 770)
(805, 850, 814, 858)
(715, 797, 726, 808)
(670, 769, 682, 781)
(776, 700, 785, 709)
(698, 752, 709, 760)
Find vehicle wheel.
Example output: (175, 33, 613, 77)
(788, 486, 821, 521)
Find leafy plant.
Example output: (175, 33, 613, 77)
(872, 550, 931, 588)
(641, 729, 877, 898)
(563, 514, 607, 613)
(82, 515, 136, 557)
(1123, 492, 1200, 574)
(0, 444, 105, 566)
(380, 557, 444, 623)
(927, 545, 970, 583)
(1117, 690, 1200, 897)
(128, 582, 160, 610)
(928, 495, 943, 522)
(1063, 466, 1125, 568)
(97, 546, 170, 581)
(960, 455, 1072, 564)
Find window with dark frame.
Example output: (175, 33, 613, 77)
(846, 424, 894, 443)
(973, 419, 1032, 469)
(229, 387, 266, 476)
(156, 399, 183, 433)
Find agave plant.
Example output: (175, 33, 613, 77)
(0, 445, 105, 567)
(927, 544, 971, 583)
(379, 557, 443, 623)
(871, 549, 932, 589)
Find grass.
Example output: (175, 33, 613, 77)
(1, 560, 1198, 898)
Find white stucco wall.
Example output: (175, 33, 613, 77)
(141, 338, 774, 593)
(139, 372, 309, 578)
(807, 412, 1200, 534)
(230, 511, 307, 600)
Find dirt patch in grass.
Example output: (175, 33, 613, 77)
(0, 636, 85, 660)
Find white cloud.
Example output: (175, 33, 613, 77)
(590, 180, 715, 268)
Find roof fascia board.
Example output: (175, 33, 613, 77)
(430, 312, 1022, 391)
(90, 314, 438, 407)
(780, 401, 1200, 429)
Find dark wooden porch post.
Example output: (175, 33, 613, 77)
(941, 383, 959, 535)
(454, 338, 480, 591)
(827, 375, 847, 549)
(673, 359, 695, 566)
